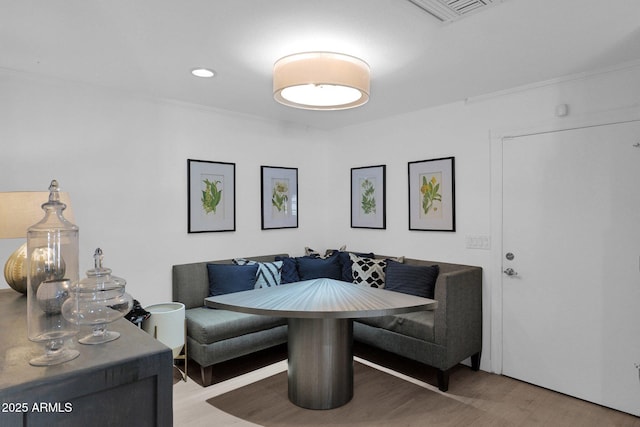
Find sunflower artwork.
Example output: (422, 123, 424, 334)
(409, 157, 454, 231)
(419, 173, 442, 218)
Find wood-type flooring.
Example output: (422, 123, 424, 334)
(173, 344, 640, 426)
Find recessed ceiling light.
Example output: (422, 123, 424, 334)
(191, 68, 216, 78)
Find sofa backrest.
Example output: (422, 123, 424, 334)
(172, 254, 288, 309)
(373, 254, 477, 275)
(398, 257, 478, 274)
(173, 252, 481, 311)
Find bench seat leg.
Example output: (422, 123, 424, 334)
(201, 365, 213, 386)
(471, 352, 481, 371)
(437, 369, 450, 392)
(437, 352, 481, 392)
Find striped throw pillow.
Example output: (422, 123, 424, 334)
(232, 259, 283, 288)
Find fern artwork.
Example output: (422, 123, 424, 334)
(351, 165, 385, 229)
(188, 159, 235, 233)
(201, 177, 223, 214)
(419, 173, 442, 218)
(360, 178, 376, 215)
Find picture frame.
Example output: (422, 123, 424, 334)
(261, 166, 298, 230)
(187, 159, 236, 233)
(408, 157, 455, 231)
(351, 165, 386, 229)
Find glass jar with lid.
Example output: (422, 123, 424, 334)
(26, 180, 79, 366)
(62, 248, 133, 344)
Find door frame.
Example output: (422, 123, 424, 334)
(488, 106, 640, 375)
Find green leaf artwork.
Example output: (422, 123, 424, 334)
(272, 180, 289, 213)
(360, 178, 376, 214)
(420, 175, 441, 215)
(201, 179, 222, 214)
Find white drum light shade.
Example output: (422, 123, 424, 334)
(273, 52, 370, 110)
(143, 302, 185, 359)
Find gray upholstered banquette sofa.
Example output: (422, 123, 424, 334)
(172, 252, 482, 391)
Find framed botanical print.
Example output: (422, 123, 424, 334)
(187, 159, 236, 233)
(261, 166, 298, 230)
(351, 165, 386, 229)
(408, 157, 455, 231)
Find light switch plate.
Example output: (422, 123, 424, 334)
(466, 235, 491, 250)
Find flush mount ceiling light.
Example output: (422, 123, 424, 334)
(273, 52, 370, 110)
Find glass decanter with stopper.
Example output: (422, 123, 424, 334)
(26, 180, 80, 366)
(62, 248, 132, 344)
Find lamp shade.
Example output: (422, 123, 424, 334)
(273, 52, 370, 110)
(1, 190, 75, 294)
(0, 191, 75, 239)
(142, 302, 186, 359)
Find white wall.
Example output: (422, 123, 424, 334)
(0, 70, 330, 305)
(2, 63, 639, 373)
(322, 62, 640, 371)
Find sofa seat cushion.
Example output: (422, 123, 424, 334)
(356, 310, 435, 342)
(186, 307, 287, 345)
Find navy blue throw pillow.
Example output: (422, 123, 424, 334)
(207, 263, 259, 296)
(296, 252, 342, 281)
(275, 256, 300, 284)
(384, 260, 439, 299)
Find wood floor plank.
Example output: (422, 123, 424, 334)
(173, 346, 640, 426)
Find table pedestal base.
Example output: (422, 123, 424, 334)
(287, 318, 353, 410)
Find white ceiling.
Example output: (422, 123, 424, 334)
(2, 0, 640, 129)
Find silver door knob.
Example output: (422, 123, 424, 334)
(503, 268, 518, 276)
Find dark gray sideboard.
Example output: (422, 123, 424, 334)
(0, 289, 173, 427)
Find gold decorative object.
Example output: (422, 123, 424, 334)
(0, 190, 74, 293)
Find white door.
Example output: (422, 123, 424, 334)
(502, 120, 640, 415)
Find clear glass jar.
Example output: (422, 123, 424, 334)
(62, 248, 133, 344)
(26, 180, 79, 366)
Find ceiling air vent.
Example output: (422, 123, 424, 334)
(407, 0, 497, 22)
